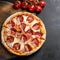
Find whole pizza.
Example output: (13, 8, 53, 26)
(1, 12, 46, 56)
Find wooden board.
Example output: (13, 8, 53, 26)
(0, 1, 23, 60)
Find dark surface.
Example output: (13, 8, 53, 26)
(0, 0, 60, 60)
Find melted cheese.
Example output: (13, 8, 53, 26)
(32, 35, 36, 38)
(5, 28, 11, 35)
(7, 24, 12, 29)
(20, 42, 24, 51)
(32, 28, 40, 32)
(13, 17, 17, 24)
(31, 20, 38, 27)
(23, 15, 29, 25)
(25, 26, 30, 32)
(13, 17, 20, 25)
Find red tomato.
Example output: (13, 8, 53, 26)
(14, 1, 22, 9)
(28, 4, 35, 12)
(21, 2, 28, 9)
(36, 6, 42, 12)
(39, 1, 46, 7)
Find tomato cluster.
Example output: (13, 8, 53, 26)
(13, 0, 46, 13)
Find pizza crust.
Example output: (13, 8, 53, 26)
(1, 12, 46, 56)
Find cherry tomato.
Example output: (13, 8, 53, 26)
(36, 6, 42, 12)
(14, 1, 21, 9)
(28, 4, 35, 12)
(21, 2, 28, 9)
(39, 1, 46, 7)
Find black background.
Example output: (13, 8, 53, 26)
(0, 0, 60, 60)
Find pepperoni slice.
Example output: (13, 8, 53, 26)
(26, 29, 33, 35)
(17, 15, 23, 22)
(7, 20, 15, 27)
(13, 43, 20, 50)
(25, 33, 31, 40)
(11, 28, 17, 32)
(32, 23, 40, 30)
(20, 23, 26, 31)
(33, 32, 41, 38)
(11, 30, 16, 35)
(40, 32, 43, 36)
(33, 32, 44, 39)
(25, 29, 33, 40)
(20, 34, 27, 42)
(24, 44, 32, 52)
(6, 36, 14, 43)
(32, 38, 39, 47)
(11, 28, 17, 35)
(27, 16, 34, 23)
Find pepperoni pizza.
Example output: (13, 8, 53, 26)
(1, 12, 46, 56)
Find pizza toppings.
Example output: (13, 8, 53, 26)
(10, 28, 17, 35)
(7, 20, 15, 27)
(25, 29, 33, 39)
(13, 43, 20, 50)
(27, 16, 34, 23)
(26, 29, 33, 35)
(40, 31, 43, 36)
(32, 38, 39, 47)
(17, 15, 24, 22)
(32, 23, 40, 30)
(11, 30, 16, 36)
(6, 36, 14, 43)
(24, 44, 32, 52)
(20, 23, 26, 31)
(33, 32, 41, 38)
(25, 33, 31, 40)
(11, 28, 17, 32)
(20, 34, 27, 42)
